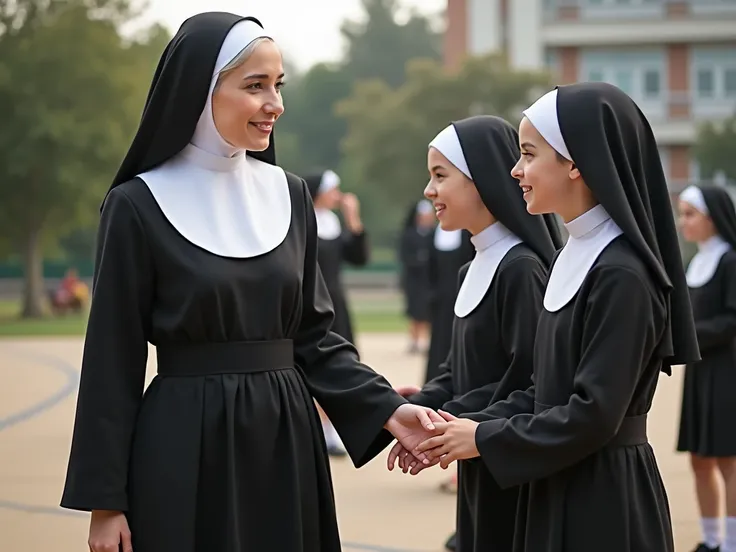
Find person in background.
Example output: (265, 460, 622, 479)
(398, 199, 436, 354)
(677, 184, 736, 552)
(304, 169, 370, 457)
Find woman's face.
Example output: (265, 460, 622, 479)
(211, 40, 285, 152)
(678, 200, 716, 243)
(512, 117, 582, 222)
(424, 147, 489, 234)
(416, 211, 436, 228)
(315, 187, 342, 210)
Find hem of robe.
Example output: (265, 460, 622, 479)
(60, 492, 127, 513)
(347, 394, 408, 468)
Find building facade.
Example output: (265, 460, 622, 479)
(443, 0, 736, 191)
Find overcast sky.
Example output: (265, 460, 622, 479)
(133, 0, 446, 71)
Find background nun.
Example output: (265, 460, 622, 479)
(59, 12, 441, 552)
(677, 184, 736, 552)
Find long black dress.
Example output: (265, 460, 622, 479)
(59, 174, 406, 551)
(398, 225, 433, 322)
(317, 227, 369, 345)
(467, 237, 674, 552)
(425, 229, 474, 383)
(678, 249, 736, 457)
(410, 244, 546, 551)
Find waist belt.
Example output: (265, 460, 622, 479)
(156, 339, 294, 377)
(534, 402, 648, 447)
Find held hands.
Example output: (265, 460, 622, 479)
(383, 404, 445, 466)
(386, 410, 481, 473)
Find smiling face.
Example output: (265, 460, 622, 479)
(512, 116, 595, 223)
(211, 39, 285, 151)
(424, 147, 492, 235)
(678, 200, 717, 243)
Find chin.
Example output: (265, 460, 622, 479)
(438, 218, 459, 231)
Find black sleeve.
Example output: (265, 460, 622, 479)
(695, 255, 736, 353)
(60, 187, 154, 512)
(443, 256, 543, 415)
(292, 179, 405, 467)
(341, 229, 370, 266)
(472, 266, 664, 489)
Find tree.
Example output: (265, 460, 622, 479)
(694, 114, 736, 182)
(337, 54, 551, 247)
(0, 0, 169, 317)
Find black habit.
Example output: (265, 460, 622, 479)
(304, 171, 369, 346)
(425, 227, 474, 382)
(678, 185, 736, 457)
(464, 82, 700, 552)
(398, 202, 434, 322)
(59, 13, 407, 552)
(407, 116, 561, 552)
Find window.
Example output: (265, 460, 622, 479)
(644, 70, 661, 98)
(725, 69, 736, 97)
(614, 69, 634, 95)
(697, 69, 715, 98)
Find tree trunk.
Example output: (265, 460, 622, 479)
(21, 225, 46, 318)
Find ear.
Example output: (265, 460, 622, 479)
(568, 163, 581, 181)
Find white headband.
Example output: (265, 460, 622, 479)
(522, 89, 573, 162)
(417, 199, 433, 215)
(318, 170, 341, 195)
(429, 125, 472, 180)
(191, 19, 273, 157)
(680, 185, 709, 216)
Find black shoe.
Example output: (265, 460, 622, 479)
(693, 544, 720, 552)
(444, 532, 457, 551)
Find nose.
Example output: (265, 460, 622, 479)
(510, 158, 523, 179)
(265, 94, 285, 117)
(423, 181, 436, 199)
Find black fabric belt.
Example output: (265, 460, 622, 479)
(156, 339, 294, 376)
(534, 402, 648, 447)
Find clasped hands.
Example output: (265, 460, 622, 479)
(383, 386, 480, 475)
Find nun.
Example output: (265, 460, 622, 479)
(676, 184, 736, 552)
(398, 199, 435, 353)
(425, 226, 474, 382)
(58, 13, 440, 552)
(303, 169, 369, 346)
(390, 115, 562, 551)
(412, 82, 700, 552)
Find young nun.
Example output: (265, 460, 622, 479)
(676, 184, 736, 552)
(303, 169, 368, 347)
(389, 115, 563, 552)
(410, 82, 701, 552)
(59, 13, 440, 552)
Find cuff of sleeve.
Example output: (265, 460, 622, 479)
(474, 418, 514, 489)
(60, 491, 128, 513)
(348, 394, 407, 469)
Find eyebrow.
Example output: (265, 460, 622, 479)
(243, 72, 286, 80)
(520, 142, 537, 150)
(430, 164, 446, 172)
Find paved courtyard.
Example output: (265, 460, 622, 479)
(0, 334, 701, 551)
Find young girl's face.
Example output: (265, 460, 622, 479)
(678, 200, 716, 243)
(512, 117, 582, 222)
(424, 147, 489, 234)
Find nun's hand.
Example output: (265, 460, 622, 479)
(387, 441, 440, 475)
(384, 404, 444, 465)
(88, 510, 133, 552)
(413, 410, 480, 470)
(394, 384, 421, 398)
(341, 193, 363, 232)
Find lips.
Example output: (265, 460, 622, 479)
(434, 203, 446, 217)
(250, 121, 274, 133)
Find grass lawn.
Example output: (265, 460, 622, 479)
(0, 295, 408, 337)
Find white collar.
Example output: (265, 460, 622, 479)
(434, 227, 462, 251)
(454, 222, 522, 318)
(686, 234, 731, 288)
(139, 143, 291, 258)
(315, 208, 342, 240)
(543, 204, 623, 312)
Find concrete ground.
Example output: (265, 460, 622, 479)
(0, 334, 702, 551)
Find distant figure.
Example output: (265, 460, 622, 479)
(425, 226, 474, 383)
(49, 268, 88, 315)
(398, 199, 435, 353)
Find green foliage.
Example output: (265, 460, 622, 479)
(337, 54, 552, 246)
(0, 0, 168, 249)
(694, 114, 736, 182)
